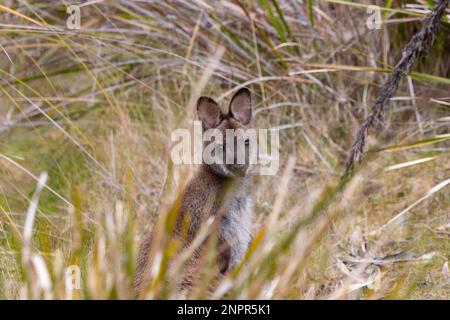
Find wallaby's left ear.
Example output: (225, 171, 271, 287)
(229, 88, 252, 125)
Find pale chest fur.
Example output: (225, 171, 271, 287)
(220, 196, 253, 267)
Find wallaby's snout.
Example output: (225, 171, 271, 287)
(197, 87, 253, 178)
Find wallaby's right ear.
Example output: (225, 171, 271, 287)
(229, 88, 251, 125)
(197, 97, 222, 129)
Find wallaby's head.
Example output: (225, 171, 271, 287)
(197, 88, 253, 178)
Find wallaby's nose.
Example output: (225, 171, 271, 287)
(230, 163, 247, 175)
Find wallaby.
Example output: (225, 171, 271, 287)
(135, 88, 254, 296)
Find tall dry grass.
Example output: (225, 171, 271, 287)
(0, 0, 449, 299)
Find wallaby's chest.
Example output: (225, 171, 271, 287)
(220, 196, 253, 267)
(180, 173, 253, 268)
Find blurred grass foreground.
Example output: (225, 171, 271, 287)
(0, 0, 449, 299)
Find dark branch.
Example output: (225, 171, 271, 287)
(343, 0, 449, 178)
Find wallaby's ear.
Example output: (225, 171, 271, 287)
(197, 96, 222, 129)
(229, 88, 251, 125)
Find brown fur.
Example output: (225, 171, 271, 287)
(135, 88, 254, 297)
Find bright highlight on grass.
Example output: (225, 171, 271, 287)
(0, 1, 449, 300)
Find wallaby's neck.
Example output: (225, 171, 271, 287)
(199, 164, 249, 197)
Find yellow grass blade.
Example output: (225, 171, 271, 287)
(0, 4, 43, 26)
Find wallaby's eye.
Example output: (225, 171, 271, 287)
(244, 138, 250, 145)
